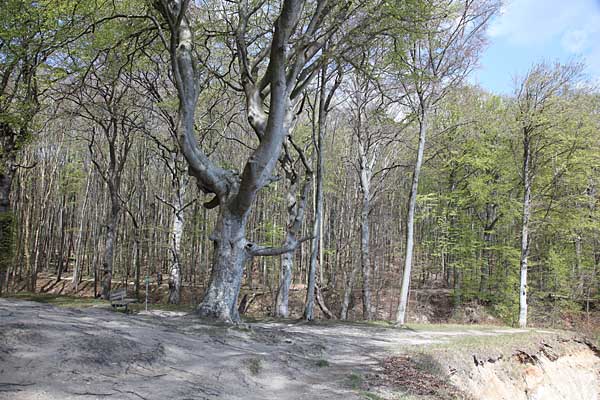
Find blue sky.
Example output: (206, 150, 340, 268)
(471, 0, 600, 94)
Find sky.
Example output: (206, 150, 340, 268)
(470, 0, 600, 94)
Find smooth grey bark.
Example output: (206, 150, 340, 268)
(518, 134, 532, 328)
(304, 121, 324, 321)
(55, 194, 67, 282)
(340, 192, 359, 320)
(72, 172, 91, 292)
(196, 208, 249, 322)
(303, 60, 341, 320)
(168, 177, 186, 304)
(101, 192, 121, 300)
(340, 261, 360, 320)
(358, 143, 374, 320)
(396, 112, 428, 325)
(275, 171, 311, 317)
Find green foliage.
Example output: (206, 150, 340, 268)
(261, 221, 285, 245)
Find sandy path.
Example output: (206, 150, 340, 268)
(0, 298, 530, 400)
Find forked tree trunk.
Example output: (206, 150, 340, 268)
(157, 0, 309, 323)
(275, 173, 311, 317)
(396, 112, 428, 325)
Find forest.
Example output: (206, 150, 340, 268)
(1, 0, 599, 332)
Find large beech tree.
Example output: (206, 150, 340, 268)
(155, 0, 375, 322)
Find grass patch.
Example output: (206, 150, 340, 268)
(347, 372, 363, 390)
(6, 292, 105, 308)
(404, 323, 509, 332)
(246, 358, 263, 376)
(315, 358, 329, 367)
(7, 292, 195, 314)
(360, 391, 385, 400)
(419, 329, 557, 355)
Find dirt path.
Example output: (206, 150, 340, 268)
(0, 298, 535, 400)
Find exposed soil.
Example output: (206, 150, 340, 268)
(0, 298, 598, 400)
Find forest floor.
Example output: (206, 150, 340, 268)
(0, 297, 598, 400)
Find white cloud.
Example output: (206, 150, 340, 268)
(561, 30, 589, 53)
(489, 0, 600, 48)
(486, 0, 600, 81)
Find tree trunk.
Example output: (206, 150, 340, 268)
(519, 137, 532, 328)
(276, 237, 294, 318)
(101, 194, 120, 299)
(275, 173, 311, 317)
(303, 64, 332, 321)
(359, 152, 373, 320)
(168, 178, 186, 304)
(196, 208, 249, 323)
(340, 261, 359, 320)
(72, 172, 91, 292)
(134, 237, 141, 298)
(56, 194, 67, 282)
(304, 148, 323, 320)
(396, 111, 428, 325)
(157, 0, 306, 323)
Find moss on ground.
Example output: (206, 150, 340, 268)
(7, 292, 105, 308)
(5, 292, 194, 313)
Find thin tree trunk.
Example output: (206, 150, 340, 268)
(73, 172, 91, 292)
(340, 191, 359, 320)
(341, 261, 359, 320)
(519, 137, 532, 328)
(275, 172, 311, 317)
(101, 193, 120, 299)
(168, 178, 186, 304)
(359, 149, 373, 320)
(56, 194, 67, 281)
(304, 62, 333, 321)
(304, 133, 324, 321)
(396, 111, 428, 325)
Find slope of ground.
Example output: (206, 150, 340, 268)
(0, 298, 598, 400)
